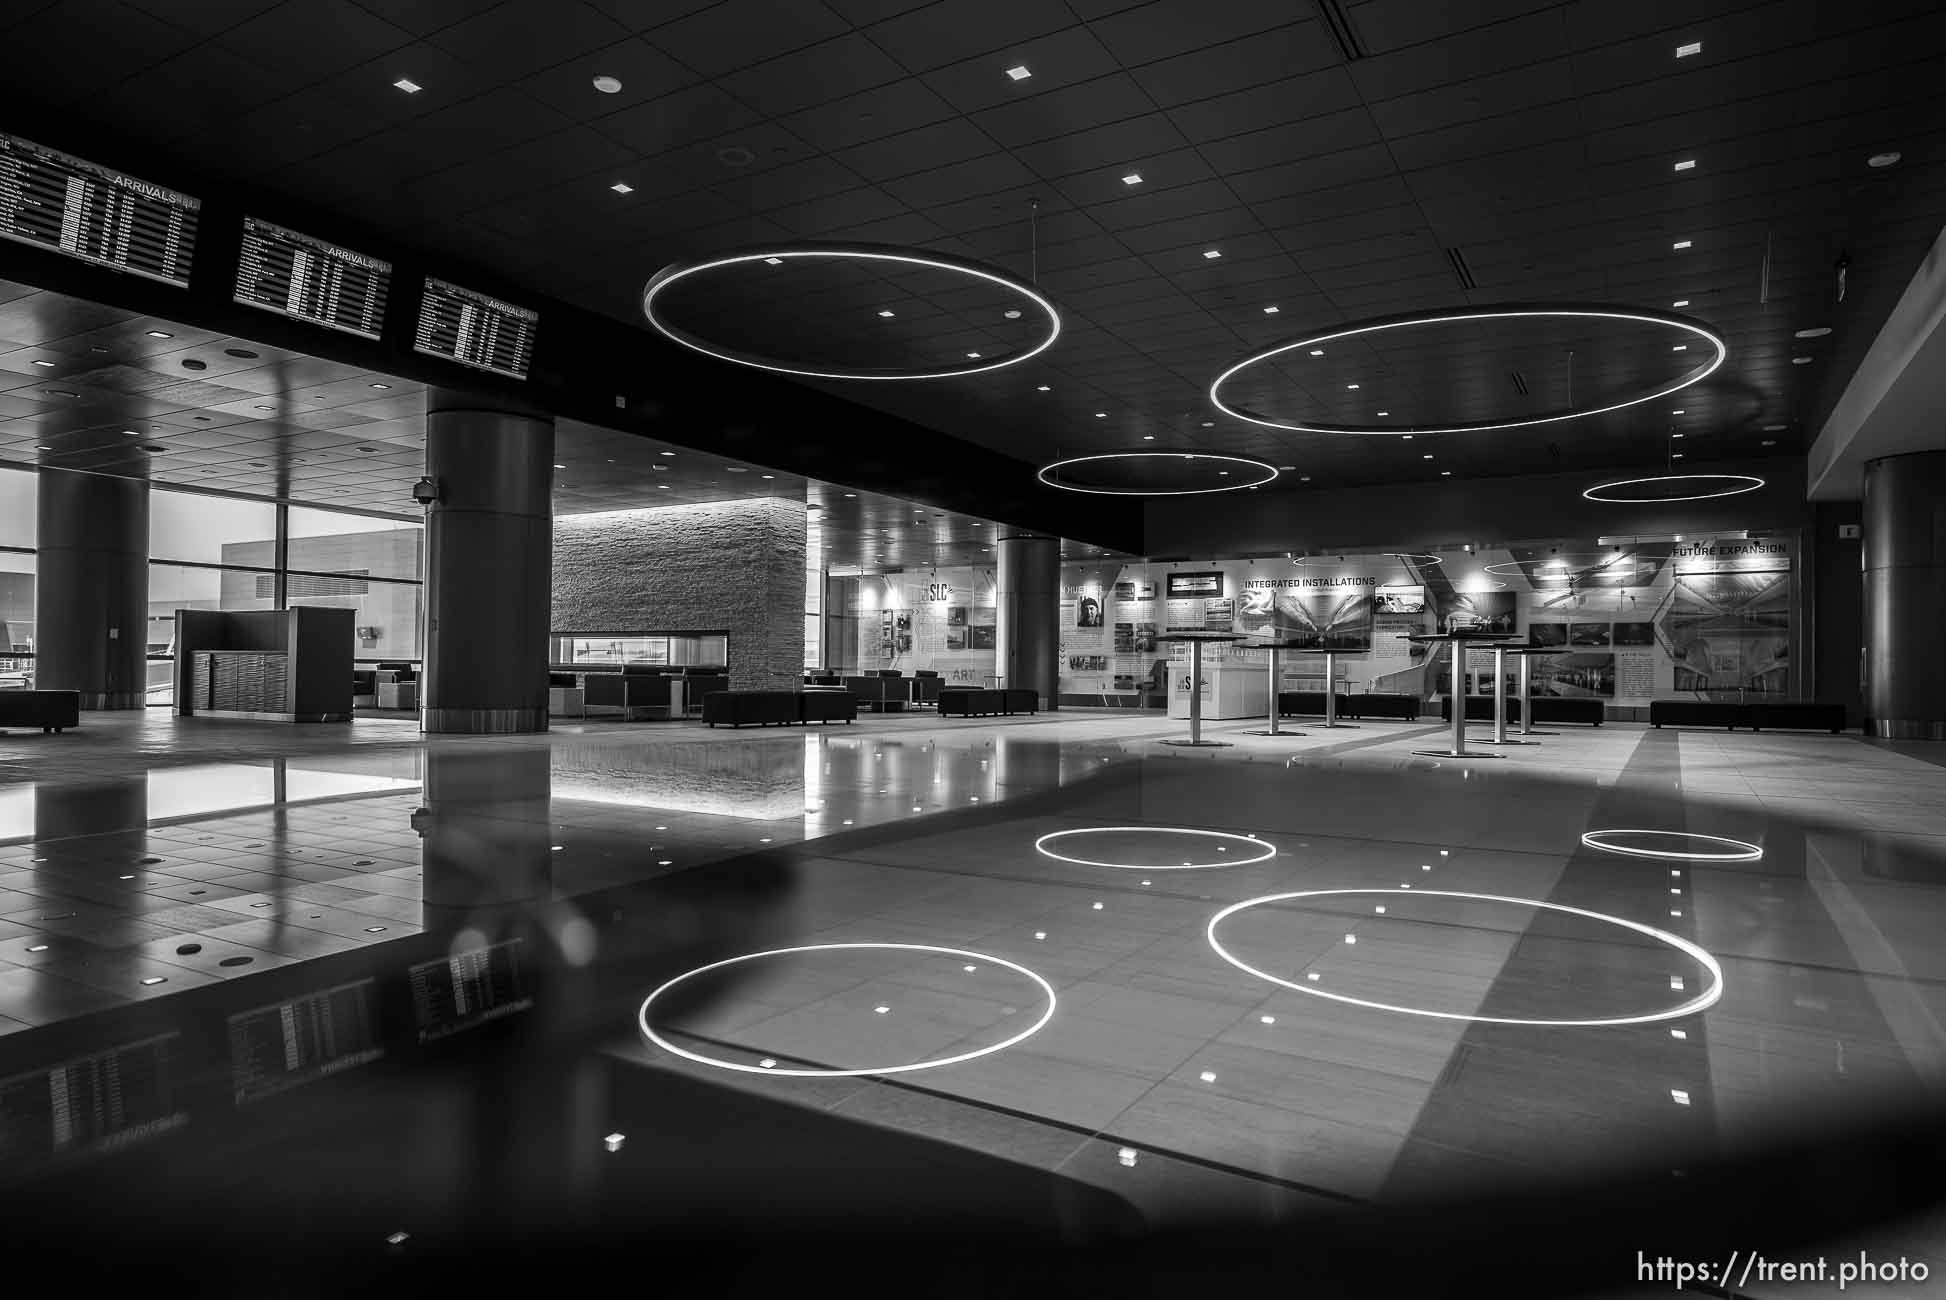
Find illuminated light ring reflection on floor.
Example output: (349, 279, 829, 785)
(1209, 305, 1727, 435)
(637, 942, 1056, 1077)
(1581, 474, 1765, 503)
(1034, 826, 1276, 870)
(1037, 451, 1278, 495)
(642, 243, 1060, 381)
(1206, 888, 1724, 1026)
(1580, 829, 1764, 862)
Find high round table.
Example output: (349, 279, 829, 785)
(1295, 648, 1358, 729)
(1237, 639, 1311, 737)
(1403, 632, 1522, 759)
(1156, 631, 1247, 747)
(1495, 645, 1562, 740)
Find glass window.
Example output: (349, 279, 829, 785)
(287, 506, 423, 581)
(147, 563, 277, 654)
(150, 490, 277, 566)
(0, 467, 33, 548)
(0, 550, 32, 687)
(300, 585, 422, 661)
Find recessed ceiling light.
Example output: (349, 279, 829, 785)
(1202, 421, 1214, 427)
(761, 474, 774, 479)
(1673, 159, 1696, 171)
(1441, 470, 1451, 476)
(1004, 308, 1021, 319)
(1672, 433, 1685, 439)
(123, 429, 138, 436)
(1202, 249, 1222, 259)
(966, 351, 981, 359)
(1422, 454, 1433, 459)
(658, 451, 673, 456)
(370, 382, 390, 389)
(877, 309, 894, 317)
(1121, 172, 1143, 185)
(1672, 344, 1687, 351)
(1299, 475, 1311, 482)
(394, 78, 422, 93)
(1673, 409, 1685, 414)
(1377, 410, 1389, 417)
(1309, 348, 1324, 356)
(1763, 423, 1787, 431)
(146, 330, 173, 338)
(610, 181, 634, 194)
(1036, 384, 1050, 391)
(728, 467, 747, 473)
(1005, 64, 1031, 81)
(1672, 239, 1692, 250)
(1263, 305, 1279, 314)
(31, 359, 54, 367)
(1672, 299, 1690, 308)
(1868, 151, 1901, 168)
(658, 484, 669, 489)
(554, 463, 566, 469)
(1673, 453, 1684, 459)
(1794, 327, 1831, 338)
(1676, 41, 1702, 58)
(1402, 434, 1413, 440)
(593, 75, 623, 93)
(764, 256, 782, 265)
(1762, 439, 1776, 446)
(1095, 412, 1106, 418)
(1346, 383, 1359, 390)
(1792, 356, 1812, 365)
(1142, 434, 1154, 440)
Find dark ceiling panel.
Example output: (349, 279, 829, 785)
(864, 0, 1078, 73)
(1087, 0, 1304, 66)
(714, 32, 908, 117)
(647, 0, 850, 77)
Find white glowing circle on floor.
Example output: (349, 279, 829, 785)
(1580, 829, 1763, 862)
(637, 942, 1056, 1077)
(1033, 826, 1276, 870)
(1206, 888, 1723, 1026)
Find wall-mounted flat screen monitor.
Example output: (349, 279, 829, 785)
(234, 216, 390, 340)
(409, 938, 531, 1044)
(0, 1033, 187, 1171)
(227, 978, 383, 1103)
(414, 277, 537, 380)
(1166, 572, 1225, 598)
(0, 132, 199, 287)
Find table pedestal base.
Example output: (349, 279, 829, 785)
(1161, 738, 1232, 748)
(1411, 748, 1503, 759)
(1241, 728, 1308, 737)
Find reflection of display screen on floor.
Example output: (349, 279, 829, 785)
(410, 939, 532, 1043)
(228, 979, 383, 1103)
(0, 1033, 187, 1166)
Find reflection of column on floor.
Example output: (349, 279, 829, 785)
(35, 779, 146, 843)
(418, 747, 553, 931)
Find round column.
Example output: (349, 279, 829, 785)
(34, 470, 148, 709)
(422, 390, 555, 734)
(996, 533, 1059, 710)
(1863, 451, 1946, 739)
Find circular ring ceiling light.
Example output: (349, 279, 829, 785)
(1033, 827, 1276, 870)
(1208, 305, 1728, 435)
(1392, 552, 1443, 567)
(1484, 554, 1665, 581)
(1206, 888, 1724, 1026)
(637, 942, 1056, 1077)
(1582, 474, 1765, 503)
(1580, 829, 1763, 862)
(642, 242, 1060, 380)
(1038, 451, 1278, 495)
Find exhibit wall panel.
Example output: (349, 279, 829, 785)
(845, 565, 999, 682)
(552, 497, 806, 691)
(1060, 532, 1804, 707)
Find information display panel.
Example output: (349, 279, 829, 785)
(227, 978, 383, 1103)
(0, 132, 199, 286)
(414, 277, 538, 379)
(0, 1033, 187, 1173)
(410, 938, 532, 1043)
(234, 216, 390, 339)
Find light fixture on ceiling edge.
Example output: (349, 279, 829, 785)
(1582, 474, 1765, 503)
(1037, 451, 1279, 495)
(642, 241, 1061, 381)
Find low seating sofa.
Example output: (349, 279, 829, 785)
(1344, 692, 1422, 720)
(703, 689, 858, 727)
(937, 687, 1038, 717)
(1440, 696, 1605, 726)
(0, 689, 80, 734)
(1649, 699, 1845, 733)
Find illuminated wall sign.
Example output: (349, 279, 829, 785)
(234, 216, 390, 339)
(1166, 572, 1225, 598)
(414, 276, 538, 380)
(0, 131, 199, 286)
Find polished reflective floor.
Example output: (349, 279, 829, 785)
(3, 708, 1945, 1296)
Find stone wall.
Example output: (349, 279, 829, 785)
(551, 498, 806, 691)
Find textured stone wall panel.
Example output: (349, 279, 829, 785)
(552, 498, 806, 691)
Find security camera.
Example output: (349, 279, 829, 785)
(411, 477, 440, 505)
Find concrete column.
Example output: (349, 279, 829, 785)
(1863, 451, 1946, 739)
(33, 470, 148, 709)
(422, 390, 554, 734)
(997, 533, 1059, 709)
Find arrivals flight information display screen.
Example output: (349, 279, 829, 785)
(0, 131, 199, 287)
(0, 1033, 188, 1170)
(227, 978, 383, 1103)
(234, 216, 390, 340)
(414, 277, 538, 379)
(410, 938, 532, 1043)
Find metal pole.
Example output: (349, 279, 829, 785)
(1493, 646, 1509, 744)
(1324, 650, 1337, 727)
(1520, 654, 1533, 736)
(1266, 646, 1280, 736)
(1188, 639, 1204, 746)
(1449, 641, 1467, 757)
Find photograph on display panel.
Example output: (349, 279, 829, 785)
(1237, 586, 1374, 650)
(1531, 651, 1616, 699)
(1433, 589, 1517, 636)
(1661, 568, 1791, 694)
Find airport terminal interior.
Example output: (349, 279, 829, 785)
(4, 1, 1946, 1294)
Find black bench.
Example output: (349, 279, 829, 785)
(1347, 693, 1421, 720)
(703, 690, 859, 728)
(0, 689, 81, 734)
(1277, 690, 1353, 718)
(1650, 700, 1845, 733)
(1441, 696, 1605, 726)
(938, 688, 1038, 717)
